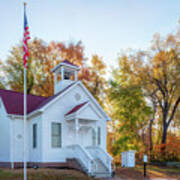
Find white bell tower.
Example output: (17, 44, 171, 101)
(51, 60, 80, 94)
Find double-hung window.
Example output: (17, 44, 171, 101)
(33, 124, 37, 148)
(51, 123, 62, 148)
(97, 127, 101, 145)
(92, 128, 96, 146)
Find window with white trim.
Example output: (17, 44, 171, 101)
(97, 127, 101, 145)
(33, 124, 37, 148)
(92, 128, 96, 146)
(51, 123, 62, 148)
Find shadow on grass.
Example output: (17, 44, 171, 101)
(115, 165, 180, 180)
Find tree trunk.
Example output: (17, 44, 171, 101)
(162, 124, 167, 144)
(161, 123, 168, 155)
(161, 106, 168, 145)
(161, 97, 180, 144)
(149, 120, 153, 160)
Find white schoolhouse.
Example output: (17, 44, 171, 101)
(0, 60, 112, 177)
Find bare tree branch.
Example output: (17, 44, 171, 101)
(167, 96, 180, 127)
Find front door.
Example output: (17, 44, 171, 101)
(79, 128, 90, 147)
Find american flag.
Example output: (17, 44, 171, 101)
(23, 5, 30, 68)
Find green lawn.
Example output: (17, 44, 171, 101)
(1, 165, 180, 180)
(0, 168, 95, 180)
(115, 165, 180, 180)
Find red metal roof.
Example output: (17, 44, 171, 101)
(65, 102, 88, 116)
(0, 82, 76, 115)
(0, 89, 46, 115)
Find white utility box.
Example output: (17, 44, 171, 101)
(121, 150, 135, 167)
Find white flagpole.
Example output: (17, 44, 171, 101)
(24, 66, 27, 180)
(23, 3, 27, 180)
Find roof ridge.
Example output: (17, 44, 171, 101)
(62, 59, 79, 67)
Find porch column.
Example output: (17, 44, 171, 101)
(95, 123, 97, 146)
(61, 66, 64, 80)
(74, 71, 78, 81)
(75, 118, 79, 144)
(54, 72, 57, 84)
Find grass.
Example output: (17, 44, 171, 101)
(0, 168, 95, 180)
(1, 165, 180, 180)
(0, 169, 16, 178)
(137, 164, 180, 174)
(115, 165, 180, 180)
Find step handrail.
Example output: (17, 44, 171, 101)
(66, 144, 96, 174)
(86, 146, 113, 173)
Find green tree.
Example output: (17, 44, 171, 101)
(119, 32, 180, 146)
(109, 57, 152, 155)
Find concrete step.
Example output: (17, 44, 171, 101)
(94, 158, 108, 173)
(93, 172, 112, 178)
(92, 158, 111, 178)
(68, 157, 111, 178)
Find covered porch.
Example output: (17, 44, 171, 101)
(64, 102, 113, 177)
(65, 102, 101, 147)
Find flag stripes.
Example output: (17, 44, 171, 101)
(23, 6, 30, 68)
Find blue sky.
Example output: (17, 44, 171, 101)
(0, 0, 180, 67)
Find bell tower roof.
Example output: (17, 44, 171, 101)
(51, 59, 80, 73)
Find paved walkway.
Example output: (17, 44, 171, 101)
(101, 177, 177, 180)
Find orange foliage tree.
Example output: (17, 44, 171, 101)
(1, 38, 107, 107)
(2, 38, 89, 96)
(153, 134, 180, 162)
(115, 32, 180, 148)
(83, 55, 107, 105)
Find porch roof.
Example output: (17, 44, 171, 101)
(65, 101, 102, 121)
(65, 102, 88, 116)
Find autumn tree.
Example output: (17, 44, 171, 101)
(49, 41, 86, 66)
(0, 78, 5, 89)
(173, 108, 180, 132)
(0, 61, 5, 89)
(2, 38, 87, 96)
(2, 39, 107, 106)
(109, 57, 152, 155)
(148, 93, 158, 159)
(83, 55, 107, 105)
(153, 133, 180, 161)
(116, 31, 180, 146)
